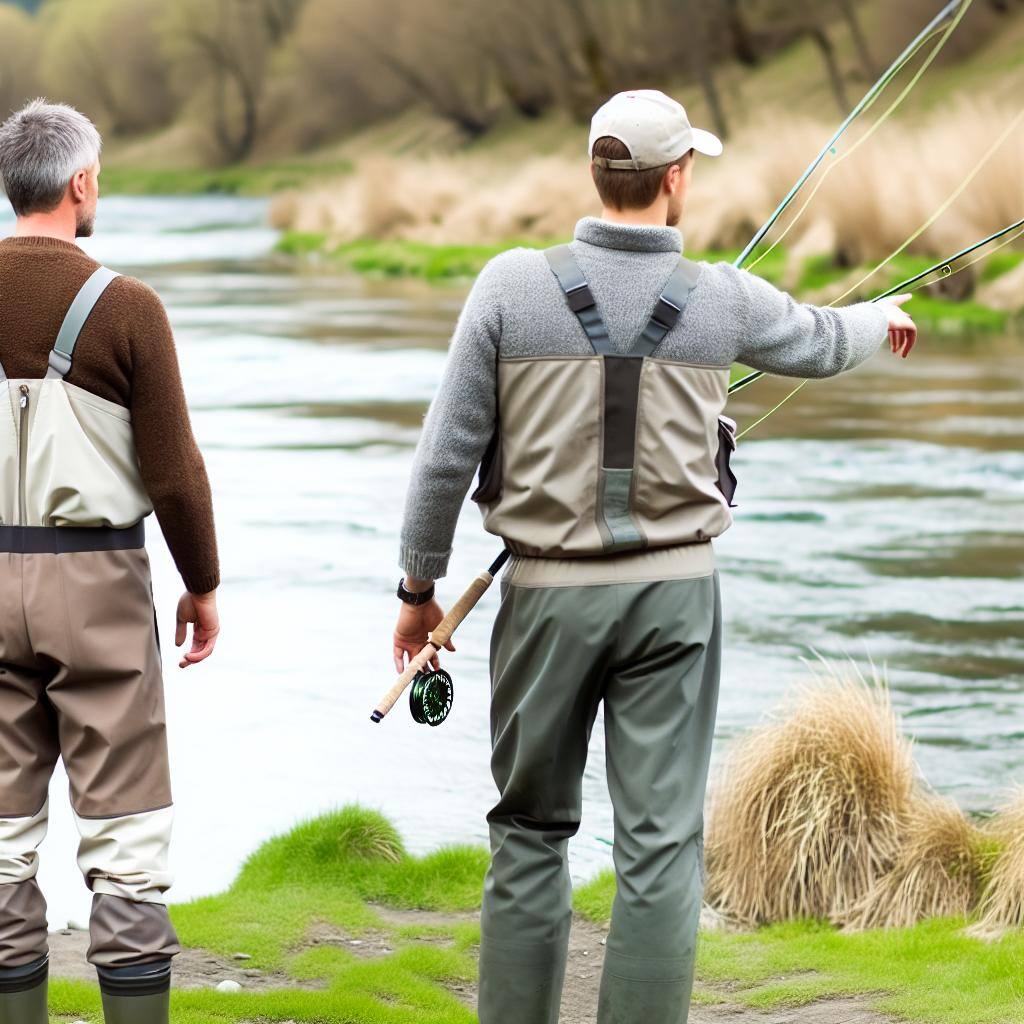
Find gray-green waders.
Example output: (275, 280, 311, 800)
(0, 956, 47, 1024)
(98, 961, 172, 1023)
(478, 564, 721, 1024)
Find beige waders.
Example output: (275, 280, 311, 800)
(474, 247, 733, 1023)
(0, 269, 178, 1021)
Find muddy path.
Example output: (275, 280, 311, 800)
(50, 913, 895, 1023)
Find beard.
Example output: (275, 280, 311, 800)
(75, 207, 96, 238)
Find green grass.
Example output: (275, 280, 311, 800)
(574, 869, 1024, 1024)
(45, 809, 1024, 1022)
(981, 250, 1024, 283)
(50, 807, 485, 1023)
(100, 160, 353, 197)
(276, 235, 564, 281)
(272, 234, 791, 285)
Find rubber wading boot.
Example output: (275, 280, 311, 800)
(0, 955, 48, 1024)
(97, 960, 172, 1024)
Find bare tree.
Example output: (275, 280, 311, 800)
(284, 0, 408, 149)
(739, 0, 853, 115)
(474, 0, 557, 119)
(723, 0, 763, 65)
(835, 0, 877, 78)
(161, 0, 305, 162)
(678, 1, 730, 140)
(807, 23, 850, 113)
(335, 0, 500, 138)
(40, 0, 178, 136)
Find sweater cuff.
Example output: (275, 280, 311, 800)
(399, 544, 451, 582)
(841, 302, 889, 370)
(183, 570, 220, 596)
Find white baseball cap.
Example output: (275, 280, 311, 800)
(589, 89, 723, 170)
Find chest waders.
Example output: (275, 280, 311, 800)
(474, 246, 737, 567)
(476, 248, 725, 1024)
(0, 269, 177, 1024)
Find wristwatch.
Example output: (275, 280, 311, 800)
(397, 578, 435, 606)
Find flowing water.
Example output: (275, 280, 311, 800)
(1, 197, 1021, 927)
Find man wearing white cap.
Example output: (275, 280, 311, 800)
(394, 90, 916, 1023)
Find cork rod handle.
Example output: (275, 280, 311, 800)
(370, 570, 496, 723)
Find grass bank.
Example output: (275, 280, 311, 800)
(576, 869, 1024, 1024)
(100, 160, 353, 198)
(276, 232, 1024, 334)
(46, 806, 1024, 1023)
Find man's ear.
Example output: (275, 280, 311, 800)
(69, 168, 89, 204)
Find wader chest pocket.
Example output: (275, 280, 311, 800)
(716, 416, 738, 507)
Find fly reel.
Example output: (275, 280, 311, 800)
(409, 668, 454, 726)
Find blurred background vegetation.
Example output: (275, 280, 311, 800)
(0, 0, 1022, 286)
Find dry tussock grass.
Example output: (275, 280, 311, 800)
(703, 660, 916, 926)
(843, 793, 983, 930)
(272, 100, 1023, 267)
(969, 791, 1024, 939)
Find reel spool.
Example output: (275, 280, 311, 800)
(409, 668, 454, 726)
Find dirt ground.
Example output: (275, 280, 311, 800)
(49, 912, 895, 1023)
(47, 927, 311, 992)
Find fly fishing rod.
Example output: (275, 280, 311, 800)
(734, 0, 966, 270)
(371, 221, 1024, 727)
(372, 0, 989, 727)
(728, 217, 1024, 397)
(371, 549, 510, 725)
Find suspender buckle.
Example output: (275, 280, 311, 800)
(566, 283, 596, 313)
(47, 350, 73, 379)
(651, 296, 682, 331)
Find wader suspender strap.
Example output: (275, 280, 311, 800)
(45, 267, 121, 381)
(544, 245, 613, 355)
(544, 244, 704, 554)
(633, 258, 702, 356)
(545, 245, 700, 357)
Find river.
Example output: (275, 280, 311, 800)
(2, 197, 1022, 927)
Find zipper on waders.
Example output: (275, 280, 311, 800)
(17, 384, 29, 525)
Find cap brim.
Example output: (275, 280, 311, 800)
(691, 127, 723, 157)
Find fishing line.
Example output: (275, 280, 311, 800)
(734, 0, 968, 270)
(830, 108, 1024, 305)
(874, 222, 1024, 301)
(731, 217, 1024, 435)
(736, 380, 810, 439)
(742, 0, 972, 274)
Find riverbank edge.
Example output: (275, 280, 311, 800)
(45, 806, 1024, 1023)
(274, 231, 1024, 334)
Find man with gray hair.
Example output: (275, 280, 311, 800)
(0, 100, 220, 1023)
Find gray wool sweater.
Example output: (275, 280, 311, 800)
(399, 216, 889, 580)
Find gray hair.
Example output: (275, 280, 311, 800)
(0, 99, 102, 216)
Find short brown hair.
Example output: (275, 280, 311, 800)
(591, 136, 691, 211)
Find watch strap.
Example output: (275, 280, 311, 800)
(397, 578, 435, 605)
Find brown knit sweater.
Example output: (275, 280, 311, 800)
(0, 235, 219, 594)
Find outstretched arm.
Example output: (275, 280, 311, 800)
(718, 264, 914, 379)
